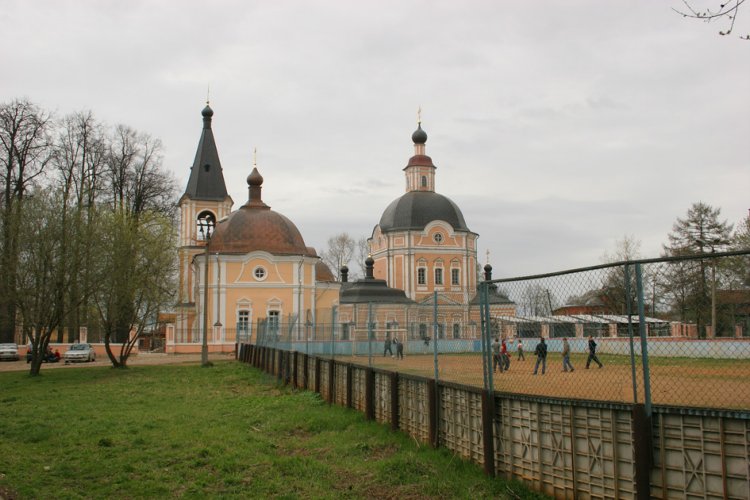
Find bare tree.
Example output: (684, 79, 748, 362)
(354, 236, 370, 279)
(519, 284, 557, 316)
(321, 233, 356, 281)
(674, 0, 749, 39)
(0, 99, 53, 343)
(106, 125, 176, 220)
(52, 111, 107, 342)
(600, 235, 643, 315)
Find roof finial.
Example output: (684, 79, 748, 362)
(485, 249, 490, 266)
(417, 105, 422, 125)
(253, 147, 257, 167)
(206, 84, 210, 105)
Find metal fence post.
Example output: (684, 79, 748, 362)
(624, 264, 639, 404)
(367, 302, 373, 367)
(479, 283, 490, 391)
(635, 263, 652, 417)
(479, 280, 496, 477)
(331, 306, 337, 359)
(433, 291, 439, 383)
(482, 283, 494, 393)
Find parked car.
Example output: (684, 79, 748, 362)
(25, 347, 62, 363)
(63, 343, 96, 363)
(0, 343, 20, 361)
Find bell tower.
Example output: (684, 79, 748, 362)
(176, 103, 233, 332)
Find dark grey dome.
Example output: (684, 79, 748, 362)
(411, 123, 427, 144)
(378, 191, 470, 232)
(201, 104, 214, 118)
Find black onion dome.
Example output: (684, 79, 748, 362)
(202, 104, 214, 118)
(378, 191, 470, 232)
(411, 123, 427, 144)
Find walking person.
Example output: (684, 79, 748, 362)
(396, 338, 404, 359)
(585, 335, 604, 369)
(533, 338, 547, 375)
(501, 337, 510, 371)
(492, 337, 502, 372)
(516, 339, 525, 361)
(562, 337, 574, 372)
(384, 335, 393, 357)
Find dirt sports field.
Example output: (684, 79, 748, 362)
(337, 352, 750, 411)
(4, 351, 747, 410)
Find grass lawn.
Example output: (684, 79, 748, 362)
(0, 361, 545, 499)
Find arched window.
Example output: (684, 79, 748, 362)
(434, 259, 444, 286)
(421, 176, 427, 187)
(434, 268, 443, 285)
(417, 259, 427, 286)
(196, 211, 216, 241)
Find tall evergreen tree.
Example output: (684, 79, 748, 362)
(662, 202, 732, 336)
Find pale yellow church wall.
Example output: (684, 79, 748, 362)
(393, 255, 404, 291)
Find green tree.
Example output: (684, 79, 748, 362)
(16, 188, 91, 375)
(94, 210, 176, 367)
(94, 125, 177, 367)
(662, 202, 732, 336)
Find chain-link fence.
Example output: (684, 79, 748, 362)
(483, 250, 750, 412)
(253, 250, 749, 412)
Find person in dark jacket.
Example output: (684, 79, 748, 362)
(585, 335, 604, 368)
(533, 338, 547, 375)
(395, 338, 404, 359)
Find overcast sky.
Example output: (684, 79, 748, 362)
(3, 0, 748, 278)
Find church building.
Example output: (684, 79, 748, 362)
(170, 104, 513, 352)
(370, 120, 478, 305)
(173, 104, 339, 352)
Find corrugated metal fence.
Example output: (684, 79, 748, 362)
(237, 344, 750, 499)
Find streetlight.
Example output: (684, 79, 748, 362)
(198, 216, 214, 367)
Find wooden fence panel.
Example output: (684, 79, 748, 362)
(235, 345, 749, 500)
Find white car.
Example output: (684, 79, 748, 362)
(63, 343, 96, 363)
(0, 343, 20, 361)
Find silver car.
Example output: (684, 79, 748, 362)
(63, 343, 96, 363)
(0, 343, 20, 361)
